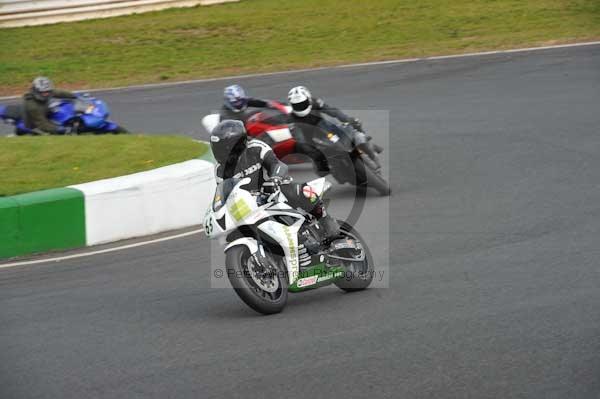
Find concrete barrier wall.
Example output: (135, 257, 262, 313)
(71, 159, 215, 246)
(0, 158, 215, 259)
(0, 0, 240, 28)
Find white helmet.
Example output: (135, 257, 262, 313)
(288, 86, 312, 117)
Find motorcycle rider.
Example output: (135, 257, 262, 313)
(286, 86, 382, 173)
(210, 119, 339, 241)
(220, 84, 288, 122)
(22, 77, 78, 135)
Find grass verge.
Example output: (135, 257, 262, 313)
(0, 135, 208, 196)
(1, 0, 599, 95)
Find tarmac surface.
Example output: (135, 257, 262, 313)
(1, 44, 599, 398)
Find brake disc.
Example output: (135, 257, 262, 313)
(248, 257, 280, 293)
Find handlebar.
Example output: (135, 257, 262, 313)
(262, 176, 293, 187)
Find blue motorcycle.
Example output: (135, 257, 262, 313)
(0, 94, 128, 135)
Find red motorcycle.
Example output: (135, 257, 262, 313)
(244, 102, 306, 163)
(202, 102, 306, 164)
(201, 102, 390, 195)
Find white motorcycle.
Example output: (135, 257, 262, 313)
(204, 177, 374, 314)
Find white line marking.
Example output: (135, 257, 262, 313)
(335, 41, 600, 68)
(0, 228, 204, 269)
(1, 41, 598, 101)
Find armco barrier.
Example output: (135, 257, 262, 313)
(0, 0, 240, 28)
(0, 159, 215, 260)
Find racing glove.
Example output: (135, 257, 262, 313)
(349, 117, 363, 131)
(269, 176, 293, 186)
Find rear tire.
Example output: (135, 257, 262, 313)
(333, 221, 375, 292)
(226, 246, 288, 315)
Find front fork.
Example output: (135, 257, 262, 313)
(225, 238, 291, 283)
(356, 142, 382, 173)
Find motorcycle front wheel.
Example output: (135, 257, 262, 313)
(111, 125, 129, 134)
(225, 246, 288, 315)
(353, 157, 391, 196)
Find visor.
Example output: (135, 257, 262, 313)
(291, 99, 311, 113)
(212, 144, 233, 164)
(232, 97, 248, 111)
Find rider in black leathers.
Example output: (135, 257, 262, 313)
(210, 120, 339, 240)
(286, 86, 382, 174)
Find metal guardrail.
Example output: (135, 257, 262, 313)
(0, 0, 239, 28)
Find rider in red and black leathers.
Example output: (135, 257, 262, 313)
(220, 84, 287, 123)
(210, 120, 339, 240)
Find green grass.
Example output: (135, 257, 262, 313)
(1, 0, 599, 95)
(0, 135, 208, 196)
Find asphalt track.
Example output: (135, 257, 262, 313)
(2, 45, 600, 398)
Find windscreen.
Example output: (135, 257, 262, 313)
(73, 99, 90, 113)
(212, 178, 240, 211)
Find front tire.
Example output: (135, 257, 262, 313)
(226, 246, 288, 315)
(112, 125, 129, 134)
(353, 157, 391, 196)
(365, 161, 391, 196)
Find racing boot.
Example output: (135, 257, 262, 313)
(310, 150, 331, 177)
(318, 214, 341, 242)
(314, 159, 331, 177)
(311, 202, 340, 242)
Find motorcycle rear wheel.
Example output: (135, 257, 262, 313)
(226, 246, 288, 315)
(333, 221, 375, 292)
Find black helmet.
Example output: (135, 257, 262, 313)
(31, 76, 54, 102)
(210, 120, 247, 164)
